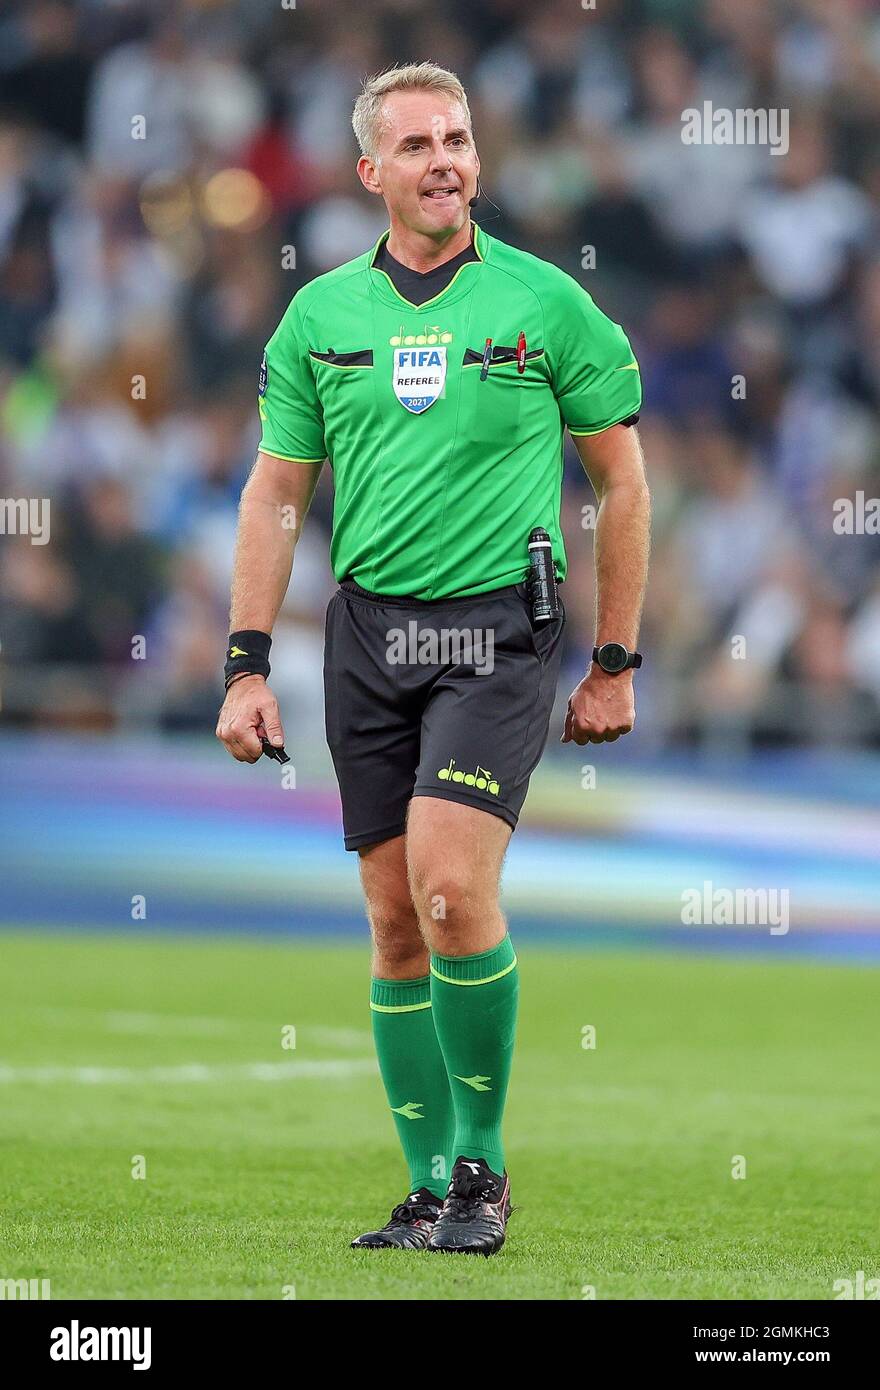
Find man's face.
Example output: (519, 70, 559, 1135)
(358, 90, 479, 240)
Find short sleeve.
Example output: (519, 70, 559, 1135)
(547, 274, 641, 436)
(258, 297, 326, 463)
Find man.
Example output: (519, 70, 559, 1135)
(216, 62, 650, 1257)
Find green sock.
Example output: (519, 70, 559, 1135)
(370, 975, 455, 1200)
(429, 935, 518, 1178)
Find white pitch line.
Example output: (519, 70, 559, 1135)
(0, 1058, 378, 1086)
(103, 1011, 242, 1037)
(103, 1016, 372, 1045)
(19, 1008, 372, 1047)
(309, 1026, 373, 1049)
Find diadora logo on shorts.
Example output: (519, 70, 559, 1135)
(437, 759, 500, 795)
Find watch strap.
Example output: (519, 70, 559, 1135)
(592, 644, 643, 672)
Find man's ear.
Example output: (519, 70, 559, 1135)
(357, 155, 382, 197)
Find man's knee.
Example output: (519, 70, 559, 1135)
(408, 868, 472, 932)
(361, 866, 425, 972)
(406, 801, 509, 949)
(358, 836, 426, 971)
(408, 863, 498, 957)
(366, 894, 426, 972)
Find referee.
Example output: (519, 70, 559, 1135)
(216, 62, 650, 1256)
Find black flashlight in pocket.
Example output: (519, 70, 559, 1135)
(527, 526, 560, 622)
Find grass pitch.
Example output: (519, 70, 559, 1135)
(0, 931, 876, 1300)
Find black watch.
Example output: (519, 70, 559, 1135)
(592, 642, 642, 675)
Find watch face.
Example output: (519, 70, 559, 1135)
(598, 642, 628, 673)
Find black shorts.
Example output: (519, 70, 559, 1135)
(323, 578, 566, 851)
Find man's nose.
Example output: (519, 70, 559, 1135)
(428, 141, 453, 171)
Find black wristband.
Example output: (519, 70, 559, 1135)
(224, 630, 271, 690)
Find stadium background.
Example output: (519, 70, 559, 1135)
(1, 0, 879, 1300)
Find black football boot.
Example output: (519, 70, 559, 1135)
(350, 1188, 443, 1250)
(427, 1157, 511, 1256)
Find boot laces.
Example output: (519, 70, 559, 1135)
(388, 1196, 439, 1225)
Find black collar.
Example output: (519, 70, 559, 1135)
(372, 232, 480, 307)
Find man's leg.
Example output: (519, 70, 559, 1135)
(359, 834, 455, 1205)
(406, 798, 517, 1185)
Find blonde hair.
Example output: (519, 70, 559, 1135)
(352, 62, 473, 162)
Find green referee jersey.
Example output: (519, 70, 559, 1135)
(258, 222, 641, 599)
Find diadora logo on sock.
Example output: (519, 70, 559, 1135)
(391, 1101, 424, 1120)
(454, 1074, 492, 1091)
(437, 760, 500, 795)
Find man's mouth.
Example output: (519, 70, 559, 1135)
(421, 187, 460, 201)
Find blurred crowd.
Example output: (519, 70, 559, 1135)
(1, 0, 879, 748)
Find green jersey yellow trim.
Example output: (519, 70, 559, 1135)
(257, 225, 640, 598)
(258, 447, 326, 464)
(568, 412, 640, 437)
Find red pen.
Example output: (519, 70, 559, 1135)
(516, 330, 527, 374)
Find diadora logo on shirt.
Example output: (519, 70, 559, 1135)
(393, 345, 447, 414)
(388, 324, 453, 346)
(437, 759, 500, 795)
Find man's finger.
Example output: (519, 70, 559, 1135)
(230, 721, 263, 760)
(224, 730, 258, 762)
(233, 740, 262, 764)
(259, 699, 285, 748)
(577, 712, 598, 744)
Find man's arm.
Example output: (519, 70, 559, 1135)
(562, 423, 651, 744)
(216, 450, 324, 762)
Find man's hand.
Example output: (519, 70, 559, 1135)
(561, 670, 635, 745)
(216, 675, 285, 763)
